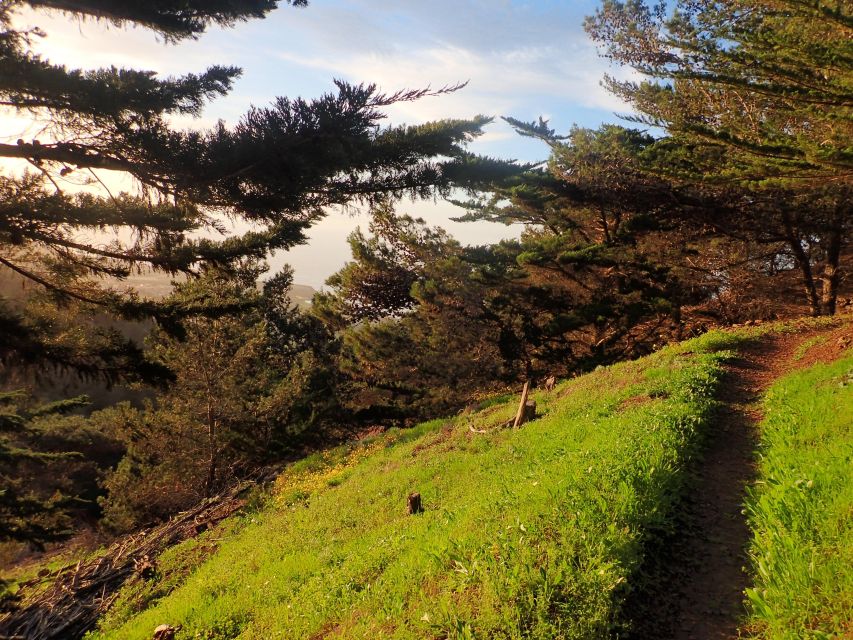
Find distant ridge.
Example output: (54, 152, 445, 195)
(120, 274, 316, 307)
(117, 273, 317, 307)
(1, 267, 317, 308)
(287, 284, 317, 307)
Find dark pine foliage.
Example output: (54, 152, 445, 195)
(585, 0, 852, 315)
(0, 0, 497, 379)
(0, 0, 504, 542)
(0, 391, 90, 545)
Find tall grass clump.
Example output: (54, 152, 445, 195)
(744, 353, 853, 639)
(88, 334, 740, 640)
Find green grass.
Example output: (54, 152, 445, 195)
(743, 351, 853, 639)
(86, 330, 745, 640)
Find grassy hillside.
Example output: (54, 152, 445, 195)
(87, 331, 745, 640)
(744, 350, 853, 638)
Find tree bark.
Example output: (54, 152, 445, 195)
(781, 209, 820, 315)
(204, 398, 217, 498)
(520, 400, 536, 425)
(819, 213, 845, 316)
(407, 492, 423, 515)
(0, 142, 134, 173)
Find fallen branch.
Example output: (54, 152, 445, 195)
(0, 482, 252, 640)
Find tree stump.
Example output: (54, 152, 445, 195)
(518, 400, 536, 426)
(513, 381, 531, 428)
(407, 492, 423, 515)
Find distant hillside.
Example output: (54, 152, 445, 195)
(0, 265, 38, 303)
(288, 284, 317, 307)
(120, 273, 317, 307)
(0, 267, 316, 407)
(1, 267, 317, 308)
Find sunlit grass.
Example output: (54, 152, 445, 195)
(87, 331, 742, 640)
(790, 335, 828, 362)
(744, 351, 853, 639)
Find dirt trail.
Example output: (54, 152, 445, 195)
(625, 328, 823, 640)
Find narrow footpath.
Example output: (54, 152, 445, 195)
(625, 329, 820, 640)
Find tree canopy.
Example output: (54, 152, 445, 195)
(585, 0, 852, 315)
(0, 0, 850, 553)
(24, 1, 307, 41)
(585, 0, 852, 185)
(0, 0, 510, 543)
(0, 0, 499, 380)
(0, 391, 90, 545)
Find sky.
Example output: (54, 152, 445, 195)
(7, 0, 636, 288)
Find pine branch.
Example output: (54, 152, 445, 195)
(0, 142, 135, 173)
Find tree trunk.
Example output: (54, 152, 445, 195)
(781, 209, 820, 315)
(407, 492, 423, 514)
(819, 219, 844, 316)
(204, 452, 217, 499)
(204, 400, 217, 498)
(520, 400, 536, 425)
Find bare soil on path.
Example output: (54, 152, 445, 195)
(624, 326, 836, 640)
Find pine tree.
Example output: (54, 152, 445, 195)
(99, 261, 338, 529)
(314, 208, 504, 419)
(23, 1, 306, 41)
(457, 122, 695, 356)
(0, 0, 496, 378)
(585, 0, 851, 182)
(314, 205, 459, 328)
(316, 198, 670, 420)
(0, 391, 90, 545)
(585, 0, 852, 314)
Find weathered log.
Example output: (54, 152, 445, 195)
(0, 481, 252, 640)
(407, 492, 423, 515)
